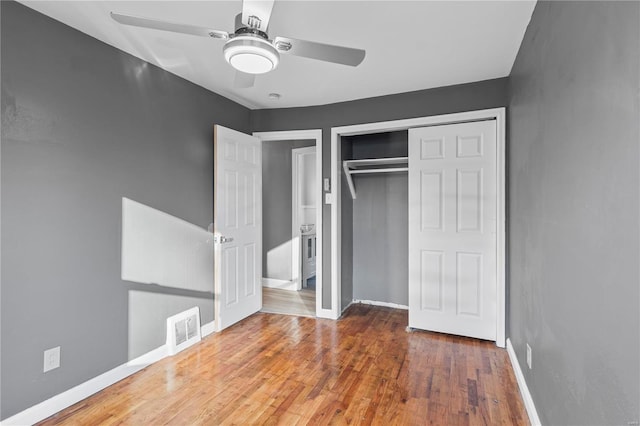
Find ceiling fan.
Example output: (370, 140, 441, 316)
(111, 0, 366, 88)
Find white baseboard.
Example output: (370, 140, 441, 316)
(506, 338, 542, 426)
(353, 299, 409, 310)
(1, 345, 168, 426)
(201, 320, 216, 338)
(262, 277, 297, 291)
(2, 318, 218, 425)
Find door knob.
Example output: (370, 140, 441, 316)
(214, 235, 234, 244)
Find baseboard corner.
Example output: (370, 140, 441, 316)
(341, 300, 354, 314)
(201, 320, 216, 338)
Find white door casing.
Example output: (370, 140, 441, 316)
(292, 146, 317, 290)
(214, 125, 262, 331)
(408, 120, 497, 341)
(253, 129, 327, 319)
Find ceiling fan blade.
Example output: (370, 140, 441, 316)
(234, 71, 256, 89)
(241, 0, 275, 32)
(273, 36, 365, 67)
(110, 12, 229, 39)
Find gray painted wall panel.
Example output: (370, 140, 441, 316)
(251, 78, 509, 311)
(352, 174, 408, 305)
(1, 2, 250, 418)
(508, 1, 640, 424)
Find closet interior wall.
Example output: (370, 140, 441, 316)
(342, 131, 409, 306)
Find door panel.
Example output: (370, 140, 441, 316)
(420, 171, 444, 230)
(408, 120, 497, 341)
(214, 125, 262, 331)
(420, 250, 444, 311)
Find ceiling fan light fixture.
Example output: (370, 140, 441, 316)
(223, 36, 279, 74)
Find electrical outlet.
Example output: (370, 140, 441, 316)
(323, 178, 330, 192)
(526, 343, 532, 369)
(44, 346, 61, 372)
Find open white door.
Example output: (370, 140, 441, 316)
(214, 125, 262, 331)
(408, 120, 497, 341)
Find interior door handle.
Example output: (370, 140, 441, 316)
(214, 235, 234, 244)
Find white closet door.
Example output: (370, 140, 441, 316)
(408, 120, 497, 341)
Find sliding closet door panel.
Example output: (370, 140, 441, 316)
(408, 120, 497, 341)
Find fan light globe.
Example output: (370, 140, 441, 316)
(223, 36, 279, 74)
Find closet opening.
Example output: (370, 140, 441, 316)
(341, 131, 409, 310)
(330, 108, 506, 346)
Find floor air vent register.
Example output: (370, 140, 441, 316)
(166, 307, 202, 355)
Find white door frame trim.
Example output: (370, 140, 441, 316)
(253, 129, 329, 319)
(330, 108, 506, 346)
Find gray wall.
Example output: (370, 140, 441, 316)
(252, 77, 509, 310)
(262, 139, 315, 277)
(508, 1, 640, 425)
(0, 2, 250, 419)
(346, 132, 408, 305)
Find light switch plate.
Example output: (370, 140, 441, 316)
(325, 193, 334, 204)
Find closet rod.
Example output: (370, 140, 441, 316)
(349, 167, 408, 174)
(343, 156, 408, 199)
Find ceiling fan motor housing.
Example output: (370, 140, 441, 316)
(223, 35, 280, 74)
(222, 12, 279, 75)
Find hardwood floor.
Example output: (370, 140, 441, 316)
(262, 287, 316, 317)
(39, 305, 528, 425)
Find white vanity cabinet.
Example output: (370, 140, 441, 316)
(301, 232, 316, 287)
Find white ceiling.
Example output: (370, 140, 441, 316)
(19, 1, 536, 109)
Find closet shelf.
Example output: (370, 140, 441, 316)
(342, 156, 408, 199)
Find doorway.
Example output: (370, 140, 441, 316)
(253, 130, 325, 318)
(260, 140, 315, 316)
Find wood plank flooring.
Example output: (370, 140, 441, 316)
(262, 287, 316, 317)
(39, 305, 528, 425)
